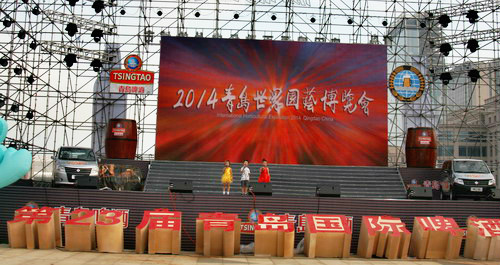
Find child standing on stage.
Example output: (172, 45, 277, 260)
(221, 160, 233, 195)
(240, 160, 250, 195)
(258, 159, 271, 183)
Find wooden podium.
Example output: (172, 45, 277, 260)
(65, 209, 96, 251)
(96, 210, 124, 253)
(357, 216, 411, 259)
(254, 214, 295, 258)
(304, 214, 351, 258)
(464, 217, 500, 261)
(195, 212, 241, 256)
(135, 209, 182, 254)
(409, 216, 463, 259)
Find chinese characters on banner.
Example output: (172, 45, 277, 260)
(172, 86, 374, 116)
(157, 37, 388, 165)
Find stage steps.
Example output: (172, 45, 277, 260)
(145, 161, 407, 199)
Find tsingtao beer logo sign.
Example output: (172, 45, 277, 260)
(388, 65, 425, 102)
(110, 54, 154, 94)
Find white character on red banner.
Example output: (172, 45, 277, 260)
(342, 89, 357, 114)
(269, 88, 284, 113)
(221, 85, 236, 113)
(286, 89, 300, 110)
(357, 91, 373, 116)
(320, 89, 339, 113)
(303, 87, 317, 112)
(254, 89, 267, 110)
(237, 86, 250, 113)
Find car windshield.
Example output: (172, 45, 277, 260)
(453, 161, 490, 174)
(58, 148, 96, 161)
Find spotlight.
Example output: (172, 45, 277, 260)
(157, 10, 163, 16)
(310, 17, 316, 23)
(438, 14, 451, 28)
(17, 30, 26, 39)
(29, 41, 38, 50)
(90, 59, 102, 72)
(120, 9, 126, 15)
(27, 74, 35, 84)
(67, 0, 79, 6)
(32, 6, 41, 16)
(467, 39, 479, 53)
(468, 69, 480, 82)
(91, 29, 103, 42)
(439, 72, 452, 85)
(3, 19, 12, 28)
(466, 10, 479, 24)
(0, 98, 4, 108)
(22, 0, 28, 3)
(10, 104, 19, 112)
(271, 14, 277, 21)
(8, 142, 16, 149)
(439, 43, 452, 56)
(382, 20, 387, 26)
(195, 11, 200, 17)
(26, 110, 34, 120)
(234, 13, 239, 19)
(64, 53, 77, 67)
(65, 23, 78, 37)
(0, 58, 8, 67)
(420, 22, 426, 28)
(92, 0, 105, 13)
(14, 67, 22, 75)
(347, 18, 353, 24)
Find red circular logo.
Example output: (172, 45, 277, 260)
(124, 54, 142, 72)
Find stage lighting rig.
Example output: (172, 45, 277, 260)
(10, 104, 19, 113)
(467, 39, 479, 53)
(382, 21, 387, 26)
(234, 14, 239, 19)
(439, 43, 452, 56)
(27, 74, 35, 84)
(64, 53, 77, 67)
(195, 12, 200, 18)
(26, 110, 34, 120)
(466, 10, 479, 23)
(157, 10, 163, 16)
(438, 14, 451, 28)
(14, 67, 22, 75)
(420, 22, 426, 28)
(17, 30, 26, 39)
(67, 0, 79, 6)
(3, 19, 12, 28)
(92, 0, 105, 13)
(0, 57, 8, 67)
(271, 14, 277, 21)
(347, 18, 353, 24)
(90, 59, 102, 72)
(46, 10, 117, 36)
(0, 98, 4, 108)
(439, 72, 452, 85)
(468, 69, 480, 82)
(65, 23, 78, 37)
(310, 17, 316, 23)
(32, 6, 41, 16)
(29, 41, 38, 50)
(91, 29, 104, 42)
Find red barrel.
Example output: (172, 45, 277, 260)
(405, 127, 437, 168)
(105, 119, 137, 159)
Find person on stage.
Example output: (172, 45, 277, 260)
(240, 160, 250, 195)
(221, 160, 233, 195)
(258, 159, 271, 183)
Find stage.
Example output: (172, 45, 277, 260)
(1, 185, 500, 254)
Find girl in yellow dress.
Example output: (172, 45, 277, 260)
(221, 160, 233, 195)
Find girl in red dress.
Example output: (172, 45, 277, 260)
(258, 159, 271, 183)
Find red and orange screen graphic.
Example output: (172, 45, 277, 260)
(156, 37, 387, 166)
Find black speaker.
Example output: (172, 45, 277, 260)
(488, 189, 500, 200)
(76, 176, 98, 189)
(251, 182, 272, 195)
(316, 184, 341, 197)
(11, 179, 33, 187)
(407, 187, 432, 199)
(169, 179, 193, 193)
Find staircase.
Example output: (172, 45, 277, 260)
(145, 160, 407, 199)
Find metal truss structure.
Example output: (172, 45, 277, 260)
(0, 0, 499, 179)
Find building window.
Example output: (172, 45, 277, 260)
(438, 146, 454, 156)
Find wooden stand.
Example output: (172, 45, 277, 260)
(464, 217, 500, 261)
(195, 212, 241, 256)
(304, 215, 351, 258)
(254, 214, 295, 258)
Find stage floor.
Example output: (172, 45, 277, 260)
(0, 245, 495, 265)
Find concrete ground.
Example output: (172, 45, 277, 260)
(0, 245, 497, 265)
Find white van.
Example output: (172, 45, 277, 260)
(441, 159, 496, 200)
